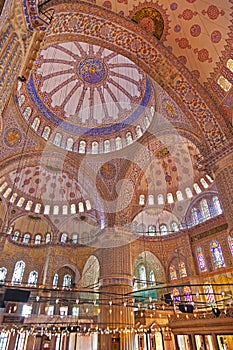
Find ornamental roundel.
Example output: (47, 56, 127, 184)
(77, 58, 108, 85)
(4, 128, 22, 148)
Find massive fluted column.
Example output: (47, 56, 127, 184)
(97, 231, 134, 350)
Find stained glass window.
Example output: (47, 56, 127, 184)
(185, 187, 193, 199)
(200, 199, 210, 219)
(115, 137, 122, 150)
(35, 234, 41, 244)
(204, 284, 215, 304)
(66, 137, 74, 151)
(23, 234, 30, 244)
(169, 265, 177, 280)
(228, 236, 233, 256)
(63, 274, 72, 289)
(148, 195, 154, 205)
(160, 224, 168, 235)
(46, 233, 51, 243)
(184, 286, 192, 302)
(61, 233, 67, 243)
(139, 265, 147, 288)
(42, 126, 51, 140)
(126, 132, 133, 145)
(196, 247, 207, 272)
(191, 208, 199, 225)
(92, 141, 99, 154)
(217, 75, 232, 92)
(139, 195, 145, 205)
(0, 267, 7, 283)
(54, 133, 62, 147)
(179, 262, 187, 278)
(12, 261, 25, 284)
(211, 240, 225, 269)
(171, 222, 179, 232)
(28, 271, 38, 286)
(149, 270, 156, 286)
(213, 196, 222, 215)
(12, 231, 20, 241)
(148, 225, 156, 236)
(227, 58, 233, 72)
(104, 140, 111, 153)
(53, 274, 58, 288)
(78, 140, 86, 154)
(172, 288, 180, 303)
(32, 117, 40, 131)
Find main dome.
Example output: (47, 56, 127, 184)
(17, 42, 155, 151)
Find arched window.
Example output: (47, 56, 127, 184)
(217, 75, 232, 92)
(193, 183, 202, 194)
(144, 116, 150, 128)
(204, 284, 215, 304)
(61, 233, 67, 243)
(227, 58, 233, 72)
(0, 181, 7, 192)
(12, 261, 25, 284)
(104, 140, 111, 153)
(167, 193, 174, 204)
(139, 265, 147, 288)
(10, 192, 17, 203)
(12, 231, 20, 241)
(126, 132, 133, 145)
(171, 222, 179, 232)
(169, 265, 177, 280)
(18, 94, 25, 107)
(32, 117, 40, 131)
(200, 178, 208, 189)
(3, 187, 12, 198)
(206, 174, 214, 183)
(213, 196, 222, 215)
(23, 234, 30, 244)
(63, 274, 72, 289)
(28, 271, 38, 286)
(40, 205, 49, 216)
(23, 106, 32, 120)
(211, 240, 225, 269)
(158, 194, 164, 205)
(46, 233, 51, 243)
(62, 205, 68, 215)
(185, 187, 193, 199)
(53, 205, 59, 215)
(179, 261, 187, 278)
(78, 202, 84, 213)
(191, 208, 199, 225)
(150, 106, 155, 117)
(136, 125, 142, 138)
(148, 225, 156, 236)
(35, 234, 41, 244)
(71, 204, 76, 214)
(115, 137, 122, 150)
(149, 271, 155, 286)
(79, 140, 86, 154)
(176, 190, 184, 201)
(85, 200, 91, 210)
(92, 141, 99, 154)
(0, 267, 7, 283)
(53, 274, 58, 288)
(160, 224, 168, 235)
(66, 138, 74, 151)
(72, 234, 78, 244)
(53, 133, 62, 147)
(42, 126, 51, 140)
(17, 197, 25, 207)
(139, 194, 145, 205)
(196, 247, 207, 272)
(228, 236, 233, 256)
(148, 195, 154, 205)
(172, 288, 180, 303)
(184, 286, 192, 302)
(34, 203, 41, 214)
(25, 200, 33, 211)
(200, 199, 210, 219)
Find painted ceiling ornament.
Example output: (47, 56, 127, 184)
(4, 128, 22, 148)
